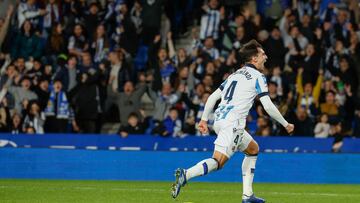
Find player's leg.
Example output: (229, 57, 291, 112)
(186, 148, 229, 181)
(239, 131, 265, 203)
(171, 149, 228, 199)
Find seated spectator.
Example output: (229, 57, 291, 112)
(201, 37, 220, 60)
(45, 23, 67, 65)
(152, 107, 182, 137)
(331, 121, 345, 153)
(290, 106, 314, 136)
(67, 24, 88, 58)
(314, 113, 331, 138)
(53, 55, 78, 92)
(44, 80, 72, 133)
(90, 24, 110, 63)
(0, 98, 11, 132)
(320, 90, 340, 122)
(22, 101, 45, 134)
(34, 79, 50, 110)
(10, 113, 22, 134)
(118, 113, 146, 138)
(11, 20, 42, 60)
(255, 116, 271, 137)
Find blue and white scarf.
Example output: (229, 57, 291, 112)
(45, 89, 70, 119)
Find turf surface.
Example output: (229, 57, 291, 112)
(1, 179, 359, 203)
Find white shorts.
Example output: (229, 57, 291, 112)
(213, 119, 253, 158)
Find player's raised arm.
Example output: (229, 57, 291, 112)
(198, 88, 222, 134)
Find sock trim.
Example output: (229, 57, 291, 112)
(202, 162, 208, 175)
(250, 168, 255, 173)
(245, 153, 258, 157)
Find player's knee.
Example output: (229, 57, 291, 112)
(212, 157, 224, 170)
(246, 142, 259, 155)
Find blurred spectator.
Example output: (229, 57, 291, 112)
(290, 106, 314, 136)
(67, 24, 88, 58)
(314, 113, 331, 138)
(118, 112, 146, 138)
(44, 80, 72, 133)
(45, 23, 67, 64)
(141, 0, 165, 45)
(22, 101, 45, 134)
(54, 55, 78, 92)
(118, 80, 147, 125)
(0, 5, 14, 48)
(90, 24, 110, 63)
(5, 75, 38, 113)
(331, 121, 345, 153)
(34, 78, 49, 110)
(72, 53, 101, 133)
(320, 90, 340, 123)
(148, 82, 179, 122)
(255, 116, 271, 137)
(152, 107, 182, 137)
(264, 26, 287, 69)
(296, 68, 323, 117)
(11, 20, 42, 60)
(43, 0, 60, 35)
(10, 113, 23, 134)
(17, 0, 47, 29)
(0, 98, 11, 132)
(200, 0, 220, 40)
(83, 3, 102, 40)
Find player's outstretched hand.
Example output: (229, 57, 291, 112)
(285, 123, 294, 135)
(198, 120, 209, 135)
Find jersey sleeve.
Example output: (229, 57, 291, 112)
(255, 74, 269, 98)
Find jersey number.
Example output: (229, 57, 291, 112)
(224, 81, 237, 103)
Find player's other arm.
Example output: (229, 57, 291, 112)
(259, 95, 294, 134)
(198, 88, 222, 134)
(256, 74, 294, 134)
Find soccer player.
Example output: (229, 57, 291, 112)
(171, 40, 294, 203)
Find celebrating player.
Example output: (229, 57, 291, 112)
(171, 40, 294, 203)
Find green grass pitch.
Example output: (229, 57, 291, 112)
(1, 179, 360, 203)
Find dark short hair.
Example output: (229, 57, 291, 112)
(128, 112, 139, 119)
(237, 39, 263, 64)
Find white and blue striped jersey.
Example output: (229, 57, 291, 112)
(200, 9, 220, 40)
(214, 64, 268, 122)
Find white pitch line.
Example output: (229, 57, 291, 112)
(1, 185, 360, 198)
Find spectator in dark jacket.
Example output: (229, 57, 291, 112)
(72, 53, 101, 133)
(290, 106, 314, 136)
(118, 112, 146, 137)
(11, 20, 42, 60)
(54, 55, 78, 92)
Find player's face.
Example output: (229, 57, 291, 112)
(255, 48, 267, 71)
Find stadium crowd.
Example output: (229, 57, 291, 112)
(0, 0, 359, 145)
